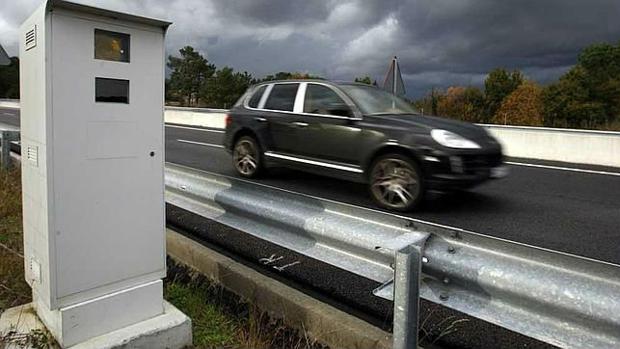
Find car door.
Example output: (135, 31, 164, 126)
(292, 83, 364, 165)
(261, 82, 301, 154)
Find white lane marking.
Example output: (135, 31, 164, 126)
(506, 161, 620, 177)
(166, 124, 225, 133)
(177, 139, 225, 149)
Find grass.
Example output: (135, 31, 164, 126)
(165, 261, 328, 349)
(0, 165, 30, 314)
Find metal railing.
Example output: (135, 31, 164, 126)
(165, 162, 620, 349)
(0, 130, 19, 169)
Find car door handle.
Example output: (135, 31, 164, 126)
(291, 121, 309, 128)
(254, 117, 267, 122)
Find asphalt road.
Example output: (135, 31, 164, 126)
(0, 107, 19, 128)
(5, 106, 618, 263)
(164, 123, 620, 266)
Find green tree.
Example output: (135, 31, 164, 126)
(167, 46, 215, 106)
(0, 57, 19, 98)
(543, 42, 620, 129)
(261, 72, 322, 81)
(543, 67, 607, 128)
(201, 67, 255, 108)
(354, 76, 372, 85)
(484, 68, 524, 122)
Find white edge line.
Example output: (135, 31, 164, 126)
(166, 124, 225, 133)
(506, 161, 620, 177)
(177, 139, 225, 149)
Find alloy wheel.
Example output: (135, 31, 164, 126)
(370, 157, 421, 210)
(233, 139, 259, 176)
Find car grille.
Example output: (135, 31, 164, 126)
(462, 153, 503, 173)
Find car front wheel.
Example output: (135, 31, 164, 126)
(232, 136, 263, 178)
(369, 154, 424, 211)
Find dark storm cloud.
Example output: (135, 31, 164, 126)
(390, 0, 620, 75)
(2, 0, 619, 97)
(210, 1, 332, 26)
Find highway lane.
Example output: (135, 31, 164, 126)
(165, 124, 620, 266)
(5, 106, 619, 264)
(0, 107, 19, 127)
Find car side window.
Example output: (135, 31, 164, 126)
(247, 85, 267, 108)
(304, 84, 351, 117)
(264, 84, 299, 112)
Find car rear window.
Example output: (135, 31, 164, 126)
(248, 85, 267, 108)
(264, 84, 298, 112)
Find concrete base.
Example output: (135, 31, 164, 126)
(167, 228, 392, 349)
(0, 301, 192, 349)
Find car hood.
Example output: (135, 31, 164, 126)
(373, 114, 489, 140)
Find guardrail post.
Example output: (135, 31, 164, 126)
(393, 241, 425, 349)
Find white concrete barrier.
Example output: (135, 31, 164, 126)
(0, 99, 20, 109)
(480, 124, 620, 168)
(165, 106, 227, 129)
(6, 102, 620, 168)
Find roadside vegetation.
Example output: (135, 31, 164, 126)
(166, 260, 328, 349)
(414, 42, 620, 131)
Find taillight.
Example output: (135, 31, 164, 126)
(225, 114, 232, 127)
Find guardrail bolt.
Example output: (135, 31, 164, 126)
(448, 246, 456, 254)
(439, 293, 449, 301)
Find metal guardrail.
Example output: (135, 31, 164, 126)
(0, 130, 19, 169)
(165, 162, 620, 349)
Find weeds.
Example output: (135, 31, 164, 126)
(0, 167, 57, 348)
(0, 328, 56, 349)
(0, 166, 30, 314)
(166, 260, 327, 349)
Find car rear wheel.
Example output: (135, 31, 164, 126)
(369, 154, 424, 211)
(232, 136, 263, 178)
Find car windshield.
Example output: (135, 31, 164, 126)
(339, 84, 419, 115)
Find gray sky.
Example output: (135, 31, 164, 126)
(1, 0, 619, 98)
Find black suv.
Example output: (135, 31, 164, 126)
(224, 80, 507, 211)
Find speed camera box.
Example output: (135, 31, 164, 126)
(19, 0, 170, 319)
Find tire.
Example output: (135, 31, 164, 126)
(232, 136, 264, 178)
(368, 154, 424, 211)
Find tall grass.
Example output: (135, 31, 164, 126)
(0, 166, 30, 313)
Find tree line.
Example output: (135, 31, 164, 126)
(166, 46, 324, 109)
(165, 46, 376, 108)
(413, 42, 620, 130)
(1, 42, 618, 130)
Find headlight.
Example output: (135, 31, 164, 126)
(431, 129, 480, 149)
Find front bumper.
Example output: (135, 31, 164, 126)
(422, 152, 508, 190)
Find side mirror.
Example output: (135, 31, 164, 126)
(326, 102, 352, 118)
